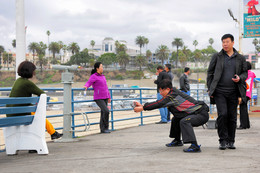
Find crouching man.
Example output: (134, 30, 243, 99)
(134, 79, 209, 153)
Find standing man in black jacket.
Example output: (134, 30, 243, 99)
(134, 79, 209, 152)
(154, 66, 171, 124)
(207, 34, 247, 150)
(179, 67, 190, 95)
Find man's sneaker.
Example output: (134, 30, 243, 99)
(219, 141, 227, 150)
(51, 131, 63, 140)
(166, 140, 183, 147)
(183, 144, 201, 153)
(227, 142, 236, 149)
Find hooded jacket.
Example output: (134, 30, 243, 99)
(84, 73, 111, 100)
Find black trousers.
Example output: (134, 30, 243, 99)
(239, 96, 250, 128)
(169, 107, 209, 143)
(95, 99, 109, 131)
(214, 90, 238, 143)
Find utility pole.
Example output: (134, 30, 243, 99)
(16, 0, 26, 79)
(228, 0, 243, 54)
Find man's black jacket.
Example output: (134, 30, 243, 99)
(154, 70, 170, 92)
(207, 49, 247, 103)
(179, 74, 190, 92)
(143, 87, 209, 119)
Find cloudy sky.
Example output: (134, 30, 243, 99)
(0, 0, 258, 54)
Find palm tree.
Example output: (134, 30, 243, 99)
(116, 51, 129, 69)
(62, 44, 67, 63)
(156, 45, 170, 65)
(36, 41, 48, 72)
(146, 49, 152, 63)
(28, 42, 39, 63)
(90, 40, 95, 50)
(58, 41, 63, 60)
(144, 37, 149, 51)
(46, 30, 51, 60)
(135, 55, 147, 71)
(0, 45, 4, 69)
(252, 38, 258, 47)
(193, 40, 198, 50)
(12, 39, 16, 48)
(68, 42, 80, 55)
(209, 38, 214, 46)
(135, 36, 145, 55)
(172, 38, 184, 67)
(49, 42, 60, 62)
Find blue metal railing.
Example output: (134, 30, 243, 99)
(2, 86, 255, 139)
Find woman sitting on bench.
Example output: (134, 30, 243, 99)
(7, 61, 62, 141)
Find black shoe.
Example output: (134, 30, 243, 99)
(51, 131, 63, 140)
(166, 140, 183, 147)
(183, 144, 201, 153)
(219, 141, 227, 150)
(28, 150, 37, 153)
(101, 130, 111, 133)
(155, 121, 167, 124)
(227, 142, 236, 149)
(237, 126, 246, 130)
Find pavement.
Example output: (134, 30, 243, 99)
(0, 116, 260, 173)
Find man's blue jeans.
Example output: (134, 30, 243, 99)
(157, 93, 168, 122)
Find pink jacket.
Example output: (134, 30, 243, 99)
(246, 70, 256, 99)
(84, 73, 111, 100)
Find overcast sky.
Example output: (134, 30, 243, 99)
(0, 0, 258, 54)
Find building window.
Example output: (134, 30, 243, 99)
(252, 56, 256, 60)
(105, 44, 109, 52)
(110, 45, 112, 51)
(245, 55, 249, 59)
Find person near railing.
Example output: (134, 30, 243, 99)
(207, 34, 247, 150)
(134, 79, 209, 153)
(238, 62, 256, 129)
(84, 62, 111, 133)
(165, 64, 174, 122)
(7, 61, 63, 147)
(154, 66, 170, 124)
(179, 67, 190, 95)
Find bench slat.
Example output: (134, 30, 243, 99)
(0, 106, 37, 115)
(0, 97, 39, 105)
(0, 116, 34, 128)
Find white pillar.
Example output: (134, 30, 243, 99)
(16, 0, 26, 79)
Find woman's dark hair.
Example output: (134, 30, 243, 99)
(91, 62, 102, 75)
(247, 61, 252, 70)
(18, 61, 36, 78)
(158, 79, 172, 90)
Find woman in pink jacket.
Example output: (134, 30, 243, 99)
(238, 62, 256, 129)
(84, 62, 111, 133)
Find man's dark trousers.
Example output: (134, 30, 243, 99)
(214, 89, 238, 143)
(239, 97, 250, 128)
(169, 107, 209, 143)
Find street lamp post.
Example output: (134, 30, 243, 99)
(228, 0, 243, 54)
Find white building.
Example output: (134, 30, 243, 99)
(89, 37, 140, 57)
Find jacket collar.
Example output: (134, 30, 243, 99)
(218, 48, 238, 57)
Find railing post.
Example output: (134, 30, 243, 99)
(139, 89, 143, 126)
(110, 89, 114, 131)
(257, 81, 260, 106)
(71, 89, 75, 138)
(57, 69, 78, 142)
